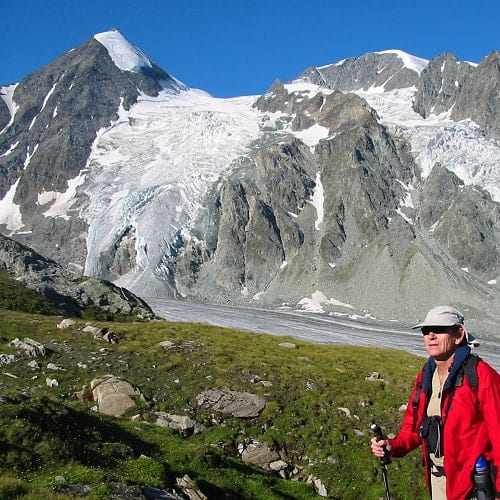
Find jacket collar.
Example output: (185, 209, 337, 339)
(422, 345, 471, 394)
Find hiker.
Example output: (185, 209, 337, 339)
(370, 305, 500, 499)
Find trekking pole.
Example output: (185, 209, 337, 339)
(371, 423, 392, 500)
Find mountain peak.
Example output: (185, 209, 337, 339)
(94, 29, 152, 73)
(374, 49, 429, 74)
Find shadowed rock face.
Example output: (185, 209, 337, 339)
(413, 53, 472, 119)
(0, 94, 10, 130)
(452, 51, 500, 140)
(418, 167, 500, 275)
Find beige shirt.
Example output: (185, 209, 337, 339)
(428, 368, 446, 499)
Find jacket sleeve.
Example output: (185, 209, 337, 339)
(388, 371, 424, 458)
(477, 361, 500, 495)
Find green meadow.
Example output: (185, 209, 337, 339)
(0, 274, 427, 499)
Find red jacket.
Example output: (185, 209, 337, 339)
(388, 346, 500, 500)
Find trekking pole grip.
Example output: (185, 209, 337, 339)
(371, 423, 392, 466)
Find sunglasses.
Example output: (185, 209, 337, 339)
(421, 326, 456, 336)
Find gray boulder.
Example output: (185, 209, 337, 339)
(195, 388, 266, 418)
(10, 337, 47, 357)
(239, 440, 280, 468)
(0, 354, 16, 365)
(175, 475, 207, 500)
(154, 412, 205, 435)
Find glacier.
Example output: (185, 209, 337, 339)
(78, 88, 264, 293)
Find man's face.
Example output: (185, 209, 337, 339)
(421, 326, 465, 361)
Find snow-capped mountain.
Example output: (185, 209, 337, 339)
(0, 30, 498, 334)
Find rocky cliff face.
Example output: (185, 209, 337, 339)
(413, 51, 500, 139)
(168, 81, 498, 333)
(418, 165, 500, 275)
(0, 34, 498, 334)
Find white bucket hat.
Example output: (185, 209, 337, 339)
(412, 305, 479, 347)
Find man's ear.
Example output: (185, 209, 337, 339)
(455, 326, 466, 345)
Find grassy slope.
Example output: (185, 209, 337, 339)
(0, 274, 68, 316)
(0, 278, 428, 499)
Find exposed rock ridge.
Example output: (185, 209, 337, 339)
(301, 50, 499, 140)
(300, 51, 422, 92)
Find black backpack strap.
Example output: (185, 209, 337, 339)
(411, 361, 430, 432)
(412, 381, 422, 432)
(445, 353, 481, 415)
(463, 354, 480, 392)
(453, 353, 480, 390)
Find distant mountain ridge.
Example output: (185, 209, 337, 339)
(301, 49, 428, 92)
(0, 29, 498, 335)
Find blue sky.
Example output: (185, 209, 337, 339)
(1, 0, 498, 97)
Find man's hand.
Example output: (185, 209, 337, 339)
(370, 436, 392, 458)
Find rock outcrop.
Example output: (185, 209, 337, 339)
(0, 233, 153, 317)
(88, 376, 137, 417)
